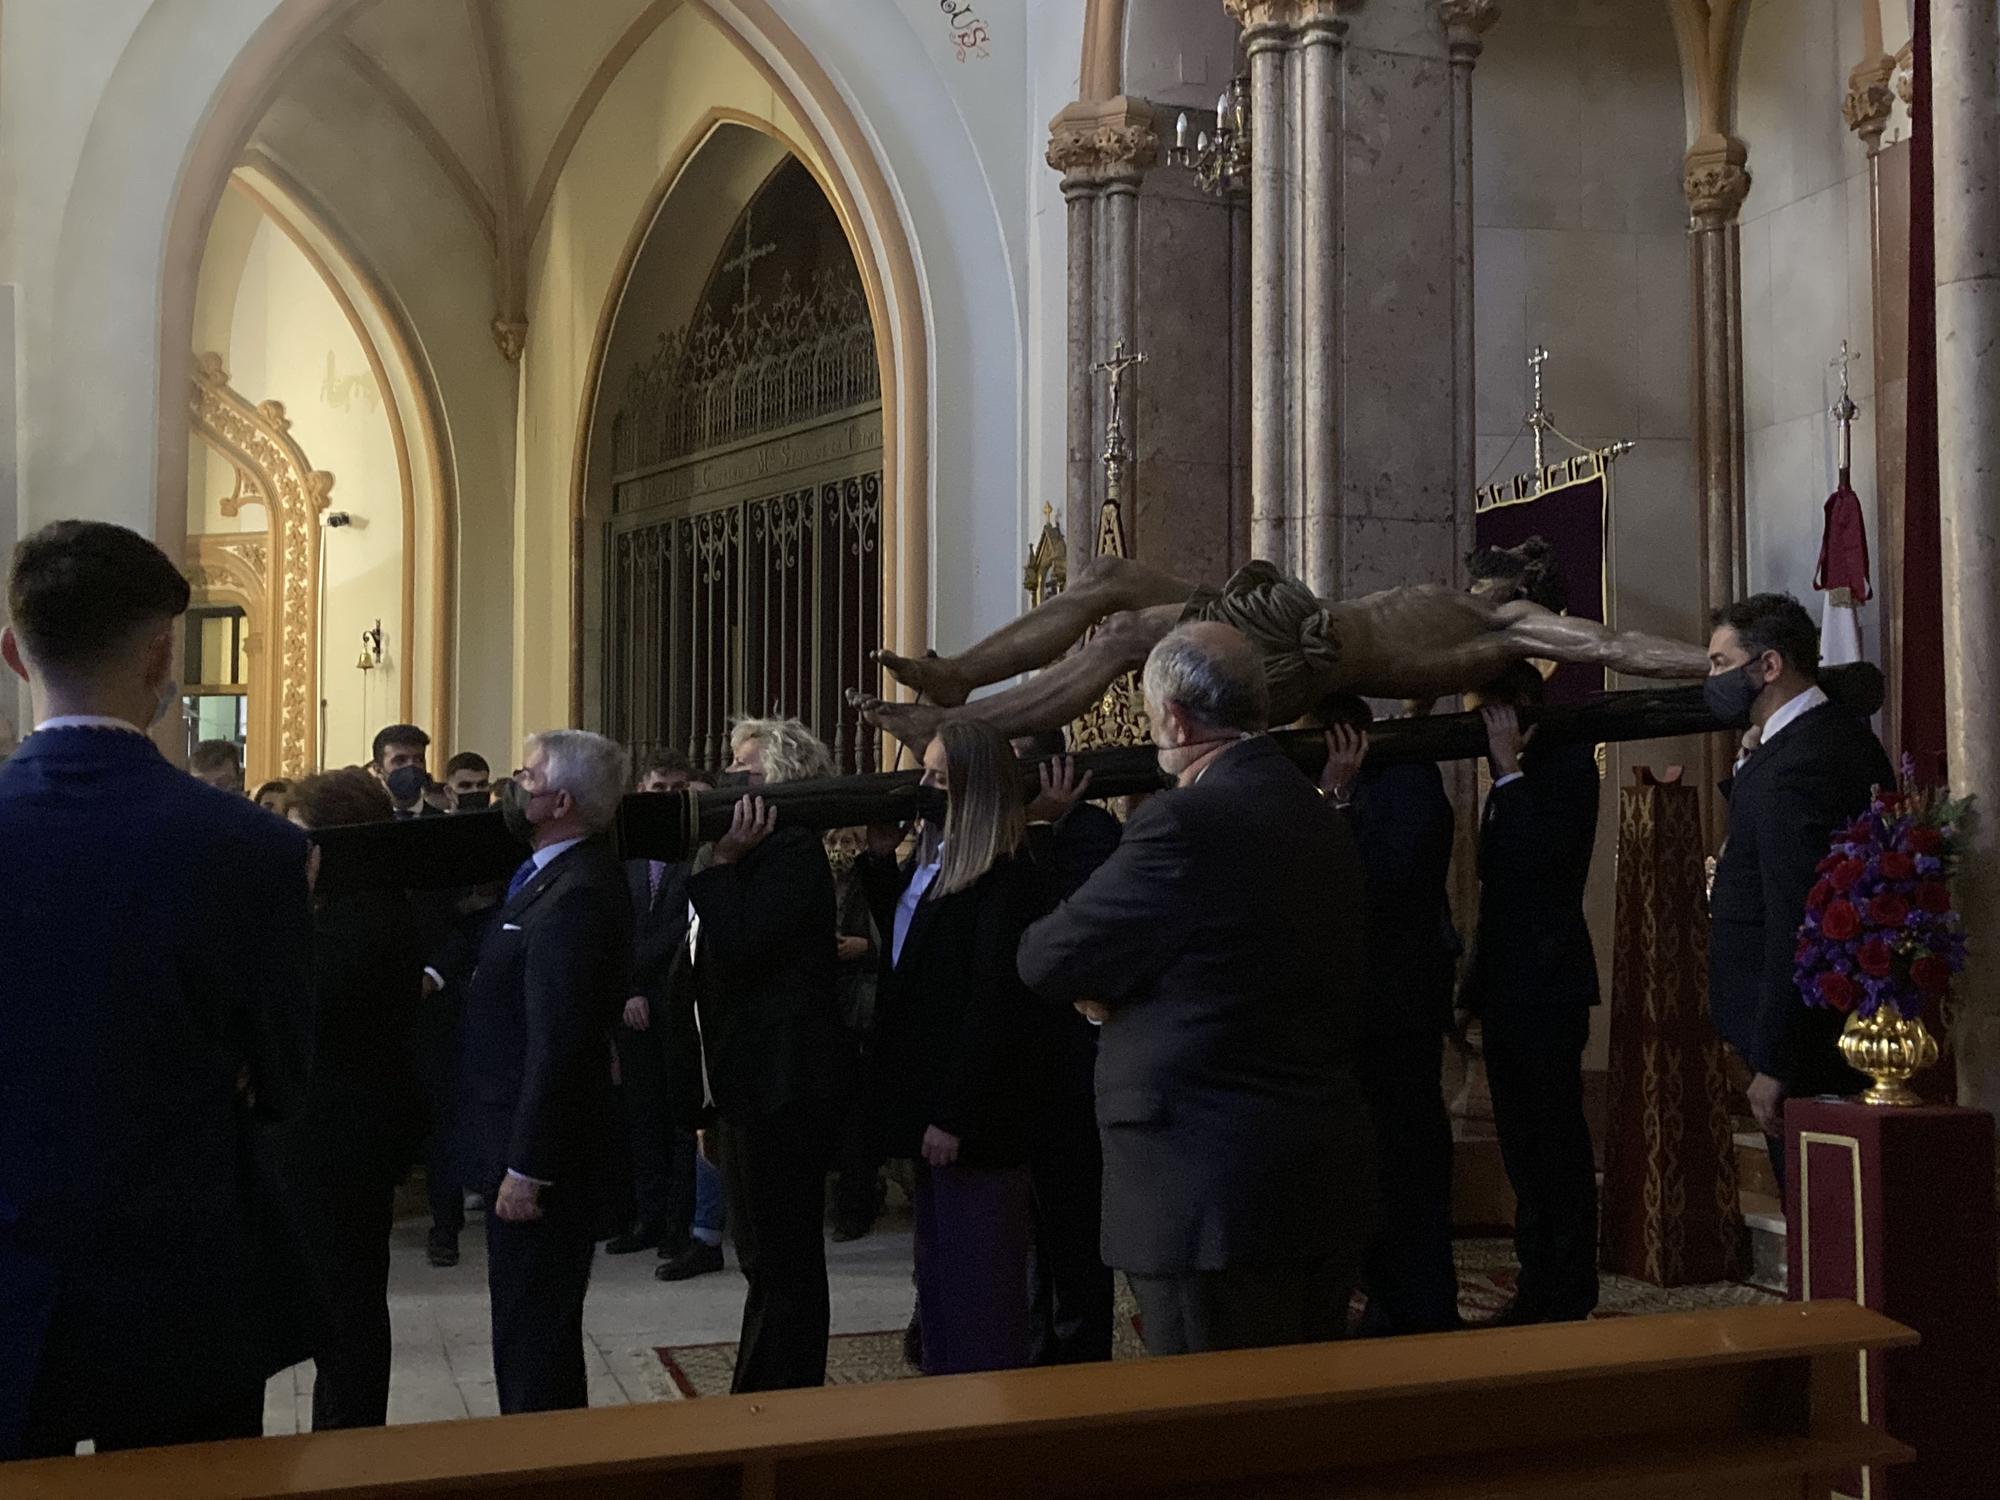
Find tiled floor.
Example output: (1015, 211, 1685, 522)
(262, 1209, 918, 1433)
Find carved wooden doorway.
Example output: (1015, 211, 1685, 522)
(605, 156, 883, 774)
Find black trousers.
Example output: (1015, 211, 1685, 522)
(1028, 1089, 1114, 1364)
(485, 1183, 597, 1414)
(830, 1029, 881, 1230)
(1482, 1007, 1599, 1318)
(1356, 1028, 1461, 1335)
(718, 1102, 834, 1393)
(16, 1378, 264, 1459)
(417, 1001, 464, 1239)
(303, 1172, 396, 1430)
(1127, 1255, 1356, 1357)
(614, 1021, 675, 1234)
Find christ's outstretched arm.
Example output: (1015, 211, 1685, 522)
(1495, 601, 1711, 679)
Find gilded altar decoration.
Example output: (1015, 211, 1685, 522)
(1794, 757, 1970, 1106)
(190, 353, 332, 777)
(1022, 504, 1067, 608)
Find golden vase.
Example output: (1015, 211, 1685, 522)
(1839, 1007, 1940, 1107)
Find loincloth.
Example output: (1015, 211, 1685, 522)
(1180, 561, 1341, 725)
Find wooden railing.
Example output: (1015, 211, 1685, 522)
(0, 1302, 1914, 1499)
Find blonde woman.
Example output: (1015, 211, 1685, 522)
(861, 718, 1052, 1374)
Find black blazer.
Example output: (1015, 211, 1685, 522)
(455, 837, 631, 1201)
(1025, 805, 1123, 1101)
(684, 826, 843, 1122)
(861, 849, 1049, 1167)
(284, 888, 427, 1188)
(1348, 761, 1458, 1037)
(1018, 736, 1376, 1276)
(627, 857, 693, 1001)
(0, 728, 314, 1447)
(1462, 742, 1601, 1016)
(1711, 699, 1893, 1091)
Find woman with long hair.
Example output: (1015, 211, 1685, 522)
(863, 717, 1051, 1374)
(283, 768, 425, 1428)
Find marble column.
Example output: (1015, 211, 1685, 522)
(1441, 0, 1499, 587)
(1683, 135, 1750, 838)
(1240, 9, 1293, 564)
(1929, 0, 2000, 1117)
(1048, 98, 1161, 577)
(1297, 14, 1342, 593)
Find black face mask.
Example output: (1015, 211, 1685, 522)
(499, 780, 538, 844)
(1703, 664, 1765, 728)
(455, 789, 491, 812)
(385, 765, 429, 805)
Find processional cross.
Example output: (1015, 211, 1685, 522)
(723, 210, 778, 323)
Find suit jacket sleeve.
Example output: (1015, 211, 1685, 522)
(233, 824, 316, 1123)
(1017, 796, 1194, 1008)
(1481, 760, 1592, 884)
(1752, 763, 1842, 1081)
(511, 881, 623, 1182)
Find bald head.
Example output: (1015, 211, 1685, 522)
(1142, 622, 1270, 736)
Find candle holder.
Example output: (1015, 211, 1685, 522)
(1168, 74, 1251, 197)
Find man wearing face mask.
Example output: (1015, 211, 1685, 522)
(371, 724, 440, 819)
(1706, 594, 1892, 1179)
(442, 752, 492, 812)
(0, 521, 315, 1458)
(1017, 623, 1376, 1356)
(457, 731, 633, 1413)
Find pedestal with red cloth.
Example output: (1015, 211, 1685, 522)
(1786, 1098, 1998, 1498)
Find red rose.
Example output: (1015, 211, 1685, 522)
(1817, 852, 1843, 875)
(1807, 879, 1834, 913)
(1816, 972, 1859, 1012)
(1828, 858, 1866, 892)
(1869, 893, 1912, 929)
(1857, 937, 1894, 978)
(1912, 955, 1952, 996)
(1821, 900, 1861, 941)
(1880, 851, 1916, 882)
(1916, 881, 1952, 914)
(1909, 826, 1943, 856)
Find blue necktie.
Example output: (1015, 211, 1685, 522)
(506, 858, 538, 904)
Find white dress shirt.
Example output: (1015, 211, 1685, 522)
(35, 714, 146, 735)
(1758, 684, 1828, 747)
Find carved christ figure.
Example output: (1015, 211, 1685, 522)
(851, 541, 1712, 747)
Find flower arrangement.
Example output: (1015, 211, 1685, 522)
(1794, 756, 1972, 1021)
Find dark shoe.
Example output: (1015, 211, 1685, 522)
(901, 1310, 923, 1368)
(655, 1240, 724, 1282)
(830, 1216, 874, 1243)
(605, 1227, 663, 1255)
(426, 1231, 460, 1269)
(1479, 1297, 1545, 1328)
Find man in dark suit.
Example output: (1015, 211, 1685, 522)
(605, 751, 701, 1257)
(0, 521, 314, 1459)
(684, 718, 844, 1393)
(1460, 663, 1601, 1325)
(372, 723, 441, 819)
(1316, 694, 1463, 1335)
(1019, 623, 1376, 1356)
(457, 729, 633, 1414)
(1016, 739, 1122, 1365)
(1706, 594, 1891, 1175)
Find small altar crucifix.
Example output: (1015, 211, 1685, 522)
(1091, 339, 1148, 468)
(723, 210, 777, 323)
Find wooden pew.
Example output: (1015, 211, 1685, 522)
(0, 1302, 1913, 1499)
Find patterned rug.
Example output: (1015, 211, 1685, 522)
(651, 1238, 1777, 1398)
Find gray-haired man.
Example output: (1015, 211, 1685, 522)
(1018, 623, 1377, 1355)
(459, 730, 634, 1413)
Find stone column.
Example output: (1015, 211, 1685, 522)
(1683, 135, 1750, 837)
(1930, 0, 2000, 1117)
(1240, 8, 1292, 564)
(1048, 98, 1161, 576)
(1441, 0, 1499, 585)
(1296, 11, 1343, 593)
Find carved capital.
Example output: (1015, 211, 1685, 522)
(1894, 41, 1914, 107)
(1225, 0, 1353, 41)
(1046, 96, 1161, 187)
(1682, 135, 1751, 223)
(1844, 55, 1895, 146)
(1438, 0, 1498, 57)
(492, 319, 528, 363)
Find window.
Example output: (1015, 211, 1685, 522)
(182, 605, 250, 760)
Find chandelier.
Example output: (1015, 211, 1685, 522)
(1168, 75, 1251, 197)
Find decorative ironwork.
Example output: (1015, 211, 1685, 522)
(612, 266, 878, 473)
(609, 474, 883, 775)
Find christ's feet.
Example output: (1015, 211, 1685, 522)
(847, 689, 946, 750)
(870, 648, 971, 708)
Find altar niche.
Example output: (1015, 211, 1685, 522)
(604, 154, 884, 775)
